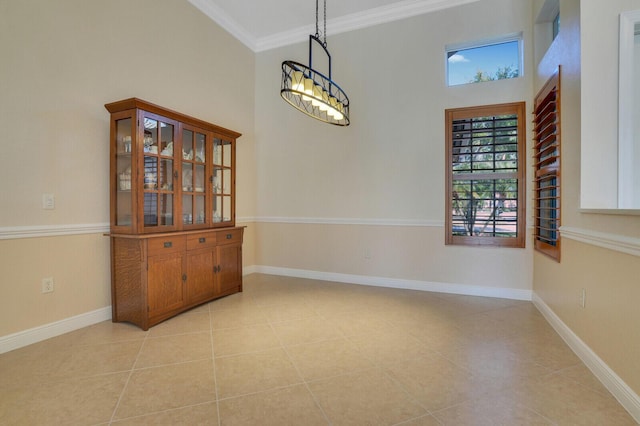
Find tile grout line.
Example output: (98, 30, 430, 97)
(108, 329, 150, 425)
(106, 401, 218, 425)
(215, 382, 313, 403)
(378, 363, 437, 420)
(276, 304, 437, 426)
(553, 364, 616, 397)
(266, 305, 333, 425)
(391, 413, 445, 426)
(208, 302, 222, 426)
(383, 302, 565, 424)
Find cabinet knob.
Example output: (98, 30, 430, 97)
(199, 237, 206, 243)
(164, 241, 172, 248)
(226, 234, 232, 240)
(174, 171, 178, 179)
(182, 274, 187, 281)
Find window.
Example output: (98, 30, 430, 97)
(535, 0, 560, 60)
(552, 12, 560, 40)
(533, 69, 561, 260)
(446, 34, 522, 86)
(445, 102, 526, 247)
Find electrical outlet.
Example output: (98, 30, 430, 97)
(42, 277, 54, 293)
(580, 288, 586, 308)
(364, 248, 372, 259)
(42, 193, 55, 210)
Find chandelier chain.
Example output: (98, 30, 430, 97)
(315, 0, 319, 39)
(315, 0, 328, 47)
(324, 0, 327, 46)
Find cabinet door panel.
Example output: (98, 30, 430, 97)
(182, 125, 211, 229)
(187, 250, 215, 305)
(217, 244, 241, 294)
(147, 253, 184, 317)
(140, 112, 179, 233)
(113, 115, 134, 230)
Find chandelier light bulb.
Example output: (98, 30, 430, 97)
(319, 90, 330, 112)
(311, 85, 324, 107)
(302, 78, 314, 102)
(291, 71, 305, 92)
(327, 96, 344, 120)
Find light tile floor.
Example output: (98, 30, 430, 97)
(0, 273, 637, 425)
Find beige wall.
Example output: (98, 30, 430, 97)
(534, 0, 640, 395)
(0, 0, 256, 335)
(0, 234, 111, 336)
(253, 0, 534, 293)
(256, 222, 533, 294)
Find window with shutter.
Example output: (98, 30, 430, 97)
(533, 68, 561, 261)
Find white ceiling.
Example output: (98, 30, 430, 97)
(188, 0, 480, 52)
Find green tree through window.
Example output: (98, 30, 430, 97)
(470, 65, 519, 83)
(447, 37, 522, 86)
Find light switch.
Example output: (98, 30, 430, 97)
(42, 193, 55, 210)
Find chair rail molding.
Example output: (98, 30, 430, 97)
(0, 223, 110, 240)
(560, 226, 640, 257)
(243, 216, 444, 227)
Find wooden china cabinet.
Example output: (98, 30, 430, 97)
(105, 98, 243, 330)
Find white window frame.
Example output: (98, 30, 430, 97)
(445, 32, 524, 87)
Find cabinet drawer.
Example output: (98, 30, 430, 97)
(217, 229, 242, 245)
(147, 235, 186, 256)
(187, 232, 217, 250)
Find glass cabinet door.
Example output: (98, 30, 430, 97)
(182, 126, 209, 228)
(114, 116, 133, 229)
(107, 98, 240, 234)
(213, 137, 234, 225)
(141, 113, 177, 231)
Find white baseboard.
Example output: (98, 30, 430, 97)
(0, 307, 112, 355)
(243, 265, 258, 275)
(532, 293, 640, 423)
(250, 265, 532, 301)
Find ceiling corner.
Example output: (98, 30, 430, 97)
(188, 0, 259, 52)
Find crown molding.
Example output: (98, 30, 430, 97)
(187, 0, 257, 51)
(189, 0, 480, 53)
